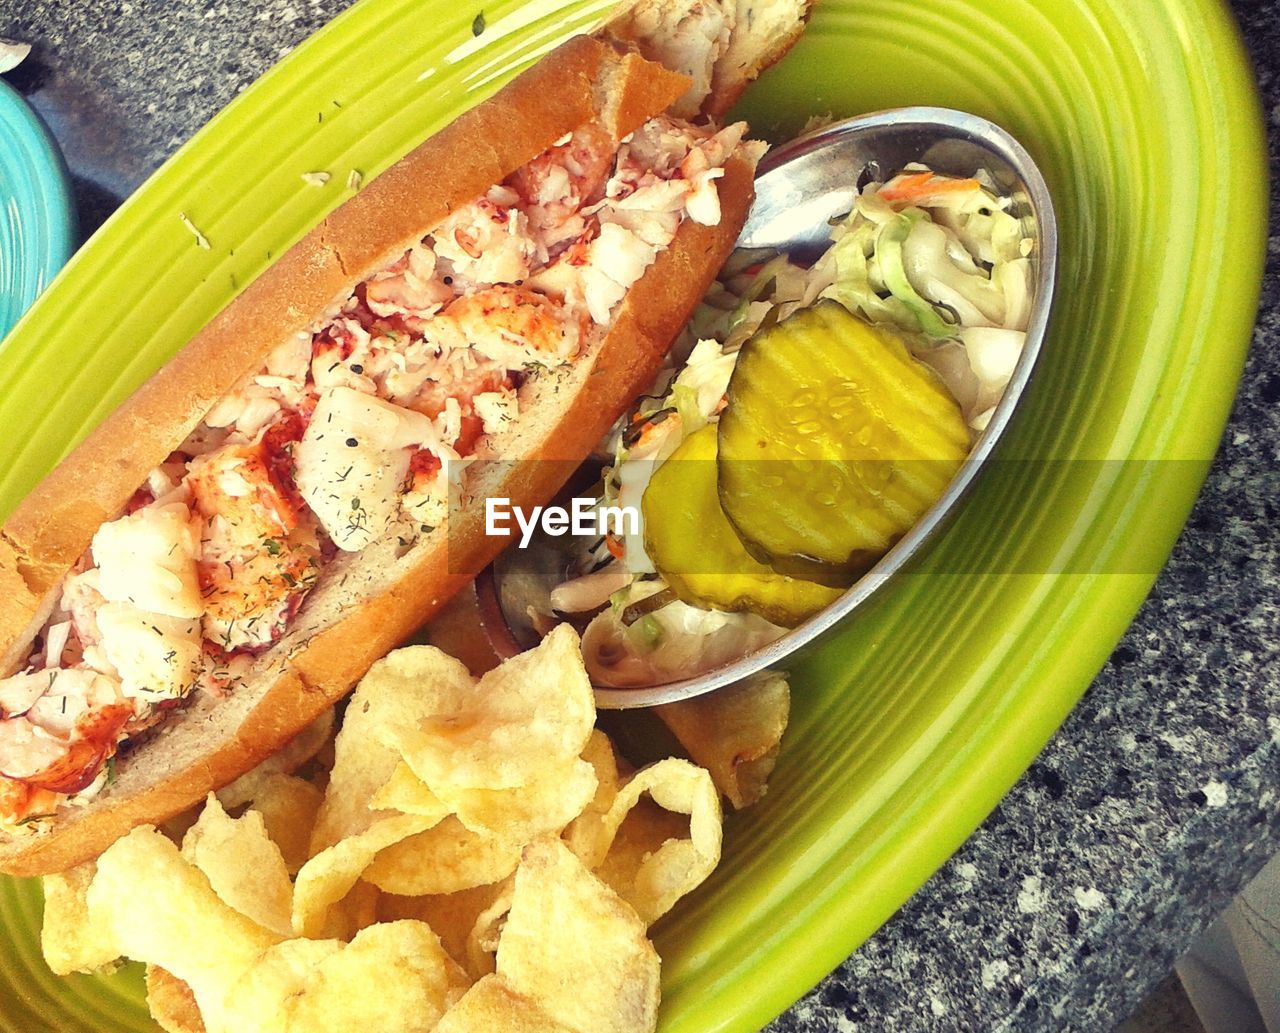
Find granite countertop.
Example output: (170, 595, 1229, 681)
(2, 1, 1277, 1030)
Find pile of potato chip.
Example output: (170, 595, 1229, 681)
(40, 626, 789, 1033)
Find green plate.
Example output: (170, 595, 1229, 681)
(0, 0, 1266, 1028)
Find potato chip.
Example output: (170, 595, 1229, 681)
(219, 938, 343, 1032)
(211, 920, 466, 1033)
(563, 730, 626, 868)
(286, 921, 463, 1032)
(655, 673, 789, 809)
(339, 877, 384, 940)
(85, 827, 283, 1026)
(182, 795, 294, 937)
(582, 728, 625, 787)
(145, 966, 205, 1033)
(377, 879, 510, 977)
(363, 817, 523, 897)
(444, 757, 597, 840)
(313, 627, 594, 912)
(436, 975, 575, 1033)
(217, 709, 335, 811)
(46, 628, 737, 1033)
(243, 773, 325, 875)
(373, 694, 598, 843)
(591, 759, 723, 926)
(464, 880, 514, 979)
(311, 648, 473, 853)
(593, 799, 690, 917)
(390, 624, 594, 792)
(293, 813, 438, 938)
(369, 761, 449, 817)
(41, 861, 120, 975)
(496, 837, 659, 1033)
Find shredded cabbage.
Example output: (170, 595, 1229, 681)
(580, 597, 785, 687)
(806, 168, 1035, 424)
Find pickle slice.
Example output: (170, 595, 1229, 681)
(642, 426, 842, 628)
(718, 300, 970, 587)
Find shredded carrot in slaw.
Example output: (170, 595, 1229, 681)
(878, 171, 981, 206)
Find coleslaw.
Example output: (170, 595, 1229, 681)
(545, 164, 1037, 686)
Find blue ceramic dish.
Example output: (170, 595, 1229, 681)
(0, 77, 75, 337)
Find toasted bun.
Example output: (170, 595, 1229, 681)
(0, 33, 757, 873)
(605, 0, 815, 119)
